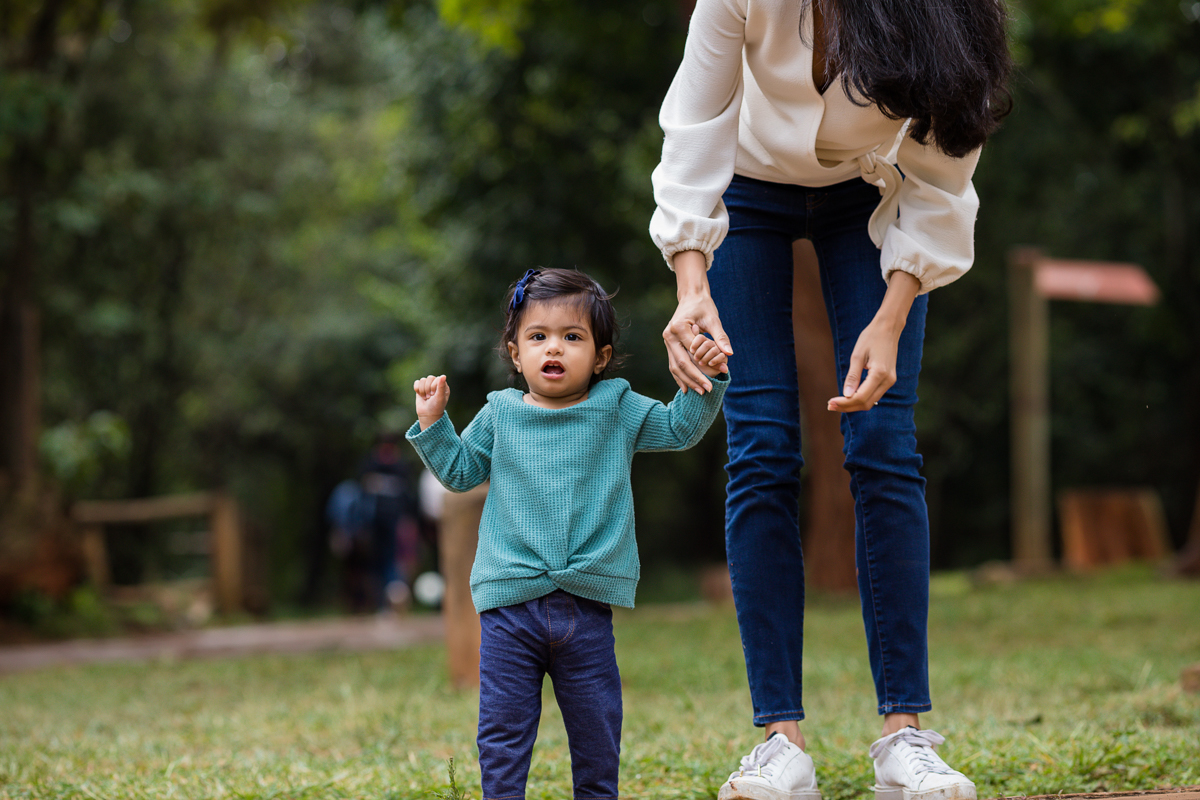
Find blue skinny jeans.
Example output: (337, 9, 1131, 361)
(477, 590, 621, 799)
(708, 174, 933, 725)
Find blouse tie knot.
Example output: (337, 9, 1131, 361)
(857, 150, 903, 250)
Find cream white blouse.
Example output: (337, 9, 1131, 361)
(649, 0, 982, 293)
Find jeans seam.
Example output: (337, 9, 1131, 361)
(852, 460, 892, 709)
(823, 253, 894, 713)
(549, 597, 577, 650)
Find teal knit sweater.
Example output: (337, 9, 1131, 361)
(406, 374, 728, 613)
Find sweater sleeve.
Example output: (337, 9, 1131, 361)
(626, 372, 729, 452)
(881, 136, 982, 294)
(404, 405, 494, 492)
(649, 0, 746, 270)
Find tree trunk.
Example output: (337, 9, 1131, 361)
(792, 240, 857, 593)
(0, 0, 71, 499)
(0, 145, 42, 497)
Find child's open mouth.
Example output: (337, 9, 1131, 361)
(542, 362, 565, 376)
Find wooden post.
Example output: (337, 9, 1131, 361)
(1183, 663, 1200, 693)
(80, 524, 110, 591)
(792, 240, 857, 592)
(1058, 488, 1170, 570)
(210, 492, 243, 615)
(440, 483, 487, 689)
(1009, 248, 1053, 569)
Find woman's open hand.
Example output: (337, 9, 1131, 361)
(664, 250, 733, 394)
(825, 317, 900, 413)
(827, 271, 920, 413)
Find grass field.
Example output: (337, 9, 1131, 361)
(1, 567, 1198, 799)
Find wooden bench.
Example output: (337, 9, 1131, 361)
(72, 491, 245, 614)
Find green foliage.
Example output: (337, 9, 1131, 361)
(3, 0, 1198, 603)
(8, 586, 118, 638)
(0, 73, 69, 155)
(437, 0, 532, 54)
(12, 2, 432, 599)
(39, 411, 131, 497)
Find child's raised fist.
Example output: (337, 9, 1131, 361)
(414, 374, 450, 429)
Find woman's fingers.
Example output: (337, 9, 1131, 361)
(664, 320, 713, 394)
(666, 289, 734, 392)
(827, 363, 895, 412)
(689, 319, 734, 358)
(690, 325, 728, 368)
(708, 320, 734, 356)
(842, 350, 865, 398)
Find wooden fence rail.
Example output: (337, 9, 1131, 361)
(71, 491, 244, 614)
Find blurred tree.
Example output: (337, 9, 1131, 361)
(4, 1, 425, 600)
(0, 1, 108, 497)
(5, 0, 1198, 617)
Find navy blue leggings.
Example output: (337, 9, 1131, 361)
(477, 591, 621, 800)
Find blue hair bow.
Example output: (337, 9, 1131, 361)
(510, 269, 541, 311)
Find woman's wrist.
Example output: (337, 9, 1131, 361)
(876, 270, 921, 334)
(672, 250, 710, 300)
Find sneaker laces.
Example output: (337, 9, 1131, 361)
(738, 733, 790, 778)
(870, 728, 955, 776)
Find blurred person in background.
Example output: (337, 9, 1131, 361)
(359, 433, 420, 612)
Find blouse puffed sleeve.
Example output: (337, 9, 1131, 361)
(879, 136, 982, 294)
(649, 0, 747, 270)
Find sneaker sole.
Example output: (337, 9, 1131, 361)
(874, 783, 977, 800)
(719, 780, 822, 800)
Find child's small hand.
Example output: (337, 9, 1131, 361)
(689, 324, 728, 380)
(414, 375, 450, 429)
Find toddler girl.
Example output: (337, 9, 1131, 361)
(406, 268, 728, 800)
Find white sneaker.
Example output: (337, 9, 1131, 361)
(718, 732, 823, 800)
(870, 727, 976, 800)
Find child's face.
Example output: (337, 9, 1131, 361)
(507, 300, 612, 408)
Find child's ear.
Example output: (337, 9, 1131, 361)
(594, 344, 613, 374)
(507, 341, 522, 373)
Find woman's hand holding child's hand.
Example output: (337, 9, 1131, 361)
(688, 323, 728, 382)
(414, 375, 450, 430)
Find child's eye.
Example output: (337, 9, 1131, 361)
(531, 333, 545, 340)
(565, 333, 580, 341)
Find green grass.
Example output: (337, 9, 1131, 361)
(1, 567, 1197, 799)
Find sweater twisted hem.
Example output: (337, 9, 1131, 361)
(472, 573, 639, 613)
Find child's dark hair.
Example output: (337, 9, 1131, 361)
(500, 268, 622, 387)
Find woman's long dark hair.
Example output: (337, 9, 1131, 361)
(806, 0, 1013, 158)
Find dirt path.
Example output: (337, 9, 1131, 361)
(0, 613, 444, 674)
